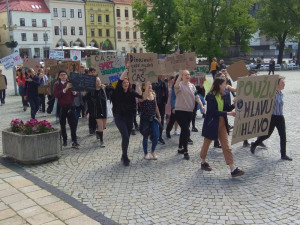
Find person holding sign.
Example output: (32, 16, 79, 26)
(0, 69, 7, 106)
(200, 77, 245, 177)
(175, 70, 205, 160)
(24, 68, 40, 119)
(85, 77, 107, 148)
(54, 70, 80, 149)
(139, 82, 161, 160)
(111, 63, 142, 166)
(250, 76, 292, 161)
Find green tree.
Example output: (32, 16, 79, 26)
(257, 0, 299, 64)
(132, 0, 180, 54)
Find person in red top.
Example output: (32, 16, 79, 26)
(54, 70, 79, 149)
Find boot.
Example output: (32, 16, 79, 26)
(97, 131, 105, 148)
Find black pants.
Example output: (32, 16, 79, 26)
(114, 114, 133, 158)
(175, 110, 193, 152)
(166, 111, 176, 133)
(212, 70, 217, 79)
(89, 115, 97, 132)
(268, 69, 275, 75)
(192, 103, 198, 128)
(157, 103, 166, 139)
(59, 105, 77, 144)
(0, 89, 5, 104)
(253, 115, 286, 157)
(28, 95, 39, 119)
(39, 94, 46, 113)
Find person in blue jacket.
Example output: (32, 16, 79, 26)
(199, 77, 245, 177)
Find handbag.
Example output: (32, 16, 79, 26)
(106, 100, 113, 118)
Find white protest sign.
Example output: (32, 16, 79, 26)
(70, 50, 81, 62)
(49, 50, 64, 60)
(0, 52, 23, 70)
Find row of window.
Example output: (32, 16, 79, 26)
(21, 33, 48, 42)
(90, 29, 110, 37)
(53, 8, 82, 18)
(90, 14, 109, 23)
(116, 9, 135, 18)
(20, 18, 47, 27)
(54, 26, 83, 36)
(117, 31, 143, 39)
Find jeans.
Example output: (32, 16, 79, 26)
(39, 94, 46, 113)
(0, 89, 5, 104)
(253, 115, 286, 157)
(28, 95, 39, 119)
(59, 105, 77, 143)
(157, 103, 166, 139)
(75, 105, 85, 129)
(175, 110, 193, 152)
(114, 114, 133, 158)
(142, 120, 159, 154)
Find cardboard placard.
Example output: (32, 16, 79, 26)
(23, 58, 40, 72)
(67, 61, 80, 74)
(128, 53, 159, 83)
(231, 75, 279, 145)
(0, 52, 23, 70)
(0, 76, 7, 90)
(69, 72, 96, 91)
(38, 86, 48, 95)
(89, 55, 126, 84)
(226, 60, 249, 81)
(165, 52, 196, 73)
(70, 50, 81, 61)
(49, 64, 68, 76)
(49, 50, 64, 60)
(44, 59, 57, 69)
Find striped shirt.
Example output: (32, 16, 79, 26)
(273, 90, 283, 116)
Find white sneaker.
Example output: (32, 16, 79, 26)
(174, 131, 180, 136)
(144, 153, 151, 160)
(43, 113, 46, 117)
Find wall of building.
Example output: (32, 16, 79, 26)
(0, 12, 10, 58)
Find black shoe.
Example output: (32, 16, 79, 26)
(178, 149, 185, 154)
(231, 168, 245, 177)
(214, 144, 221, 148)
(72, 142, 80, 149)
(192, 127, 198, 132)
(281, 155, 292, 161)
(158, 138, 165, 145)
(89, 129, 95, 136)
(166, 131, 171, 139)
(121, 155, 130, 166)
(131, 129, 136, 135)
(188, 138, 193, 145)
(250, 142, 256, 154)
(183, 153, 190, 160)
(229, 125, 234, 130)
(243, 140, 250, 147)
(63, 141, 67, 147)
(201, 162, 212, 171)
(258, 142, 266, 148)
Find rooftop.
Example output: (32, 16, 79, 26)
(0, 0, 50, 13)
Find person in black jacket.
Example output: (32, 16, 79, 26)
(152, 75, 168, 144)
(0, 69, 7, 105)
(268, 57, 275, 75)
(200, 77, 244, 177)
(24, 68, 40, 119)
(111, 63, 142, 166)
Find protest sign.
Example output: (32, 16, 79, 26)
(44, 59, 57, 69)
(23, 58, 40, 72)
(231, 75, 279, 145)
(165, 52, 196, 73)
(190, 65, 208, 85)
(0, 76, 7, 90)
(49, 64, 68, 76)
(226, 60, 249, 81)
(49, 50, 64, 60)
(0, 52, 23, 70)
(70, 50, 81, 61)
(69, 72, 96, 91)
(67, 61, 80, 74)
(89, 55, 126, 84)
(128, 53, 159, 83)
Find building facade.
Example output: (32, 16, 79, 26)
(85, 0, 115, 50)
(45, 0, 86, 49)
(0, 0, 52, 59)
(113, 0, 145, 55)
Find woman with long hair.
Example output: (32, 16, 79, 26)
(200, 77, 244, 177)
(174, 70, 205, 160)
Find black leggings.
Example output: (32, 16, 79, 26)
(175, 110, 193, 152)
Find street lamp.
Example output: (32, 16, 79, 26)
(51, 18, 70, 51)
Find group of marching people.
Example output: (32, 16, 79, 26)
(14, 57, 292, 177)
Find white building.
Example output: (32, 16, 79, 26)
(0, 0, 52, 59)
(113, 0, 146, 55)
(45, 0, 86, 49)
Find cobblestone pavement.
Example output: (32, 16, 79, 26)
(0, 69, 300, 225)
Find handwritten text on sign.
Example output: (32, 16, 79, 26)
(231, 75, 279, 145)
(0, 52, 23, 70)
(129, 53, 159, 83)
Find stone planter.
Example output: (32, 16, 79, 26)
(2, 129, 61, 165)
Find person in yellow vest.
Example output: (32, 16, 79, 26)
(210, 57, 218, 79)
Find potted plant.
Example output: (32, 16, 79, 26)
(2, 119, 61, 164)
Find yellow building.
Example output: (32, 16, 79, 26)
(85, 0, 115, 50)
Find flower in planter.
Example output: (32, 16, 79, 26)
(10, 118, 54, 135)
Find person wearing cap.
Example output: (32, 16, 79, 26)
(0, 69, 7, 106)
(54, 70, 79, 149)
(268, 57, 275, 75)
